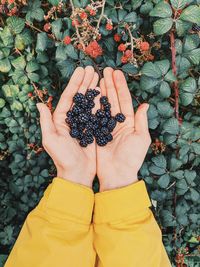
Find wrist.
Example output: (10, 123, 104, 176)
(99, 175, 139, 192)
(56, 168, 93, 189)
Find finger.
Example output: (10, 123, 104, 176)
(78, 65, 95, 94)
(92, 87, 101, 113)
(54, 67, 85, 114)
(113, 70, 134, 119)
(89, 72, 99, 89)
(134, 103, 149, 135)
(36, 103, 57, 143)
(100, 78, 107, 96)
(103, 67, 120, 115)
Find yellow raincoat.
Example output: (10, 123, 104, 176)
(5, 177, 172, 267)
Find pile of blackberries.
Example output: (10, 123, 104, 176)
(65, 88, 126, 147)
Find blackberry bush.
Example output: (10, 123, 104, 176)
(0, 0, 200, 266)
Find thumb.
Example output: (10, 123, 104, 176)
(134, 103, 149, 135)
(36, 103, 56, 138)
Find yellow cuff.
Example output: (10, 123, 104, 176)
(94, 180, 152, 224)
(38, 177, 94, 224)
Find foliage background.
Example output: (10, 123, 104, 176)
(0, 0, 200, 266)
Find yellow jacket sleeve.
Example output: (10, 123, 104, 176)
(93, 179, 172, 267)
(4, 177, 96, 267)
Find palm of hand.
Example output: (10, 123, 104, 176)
(97, 68, 151, 191)
(37, 66, 99, 187)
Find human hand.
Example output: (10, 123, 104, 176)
(36, 66, 99, 188)
(97, 67, 151, 191)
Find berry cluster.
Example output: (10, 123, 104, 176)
(65, 89, 126, 147)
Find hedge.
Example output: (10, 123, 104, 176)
(0, 0, 200, 266)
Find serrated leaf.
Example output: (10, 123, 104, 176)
(164, 69, 177, 82)
(27, 73, 40, 82)
(6, 16, 25, 34)
(122, 63, 138, 74)
(154, 59, 170, 76)
(157, 101, 174, 118)
(190, 188, 199, 201)
(159, 81, 171, 98)
(181, 77, 197, 93)
(141, 62, 162, 78)
(149, 165, 166, 175)
(2, 85, 19, 98)
(11, 56, 26, 70)
(56, 60, 75, 78)
(180, 5, 200, 24)
(157, 174, 170, 188)
(163, 118, 179, 135)
(124, 11, 137, 22)
(36, 32, 48, 52)
(170, 158, 182, 171)
(150, 1, 172, 18)
(170, 0, 189, 9)
(65, 44, 78, 60)
(184, 48, 200, 65)
(180, 92, 194, 106)
(51, 19, 62, 39)
(0, 98, 5, 108)
(26, 61, 40, 73)
(140, 76, 160, 91)
(11, 100, 23, 111)
(0, 58, 11, 73)
(176, 179, 188, 195)
(153, 18, 173, 35)
(183, 34, 200, 52)
(152, 154, 167, 169)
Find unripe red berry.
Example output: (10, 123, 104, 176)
(63, 36, 71, 45)
(28, 92, 33, 97)
(80, 11, 87, 20)
(106, 23, 113, 31)
(121, 56, 128, 64)
(77, 43, 83, 50)
(114, 33, 121, 42)
(118, 43, 126, 52)
(140, 41, 150, 51)
(124, 49, 133, 58)
(90, 9, 96, 16)
(8, 0, 14, 4)
(72, 19, 79, 27)
(43, 23, 51, 32)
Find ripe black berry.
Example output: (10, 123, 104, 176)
(79, 139, 88, 147)
(96, 109, 105, 118)
(100, 96, 108, 105)
(101, 127, 110, 135)
(73, 93, 85, 104)
(100, 117, 108, 126)
(115, 113, 126, 123)
(78, 113, 89, 123)
(106, 133, 113, 142)
(107, 118, 117, 132)
(96, 135, 108, 146)
(70, 128, 79, 138)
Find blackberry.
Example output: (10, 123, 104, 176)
(78, 123, 86, 132)
(100, 96, 108, 105)
(78, 113, 89, 123)
(105, 110, 111, 118)
(85, 128, 93, 135)
(90, 114, 97, 124)
(85, 133, 94, 144)
(96, 109, 105, 118)
(72, 105, 83, 115)
(85, 89, 96, 100)
(78, 99, 88, 109)
(96, 135, 108, 146)
(115, 113, 126, 123)
(66, 110, 73, 117)
(77, 132, 84, 140)
(100, 117, 108, 126)
(103, 103, 111, 111)
(73, 93, 85, 104)
(106, 133, 113, 142)
(101, 127, 110, 135)
(93, 129, 101, 138)
(87, 100, 95, 109)
(70, 128, 79, 138)
(69, 121, 78, 128)
(107, 118, 117, 132)
(79, 138, 88, 147)
(93, 89, 100, 96)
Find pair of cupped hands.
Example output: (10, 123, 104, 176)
(36, 66, 151, 192)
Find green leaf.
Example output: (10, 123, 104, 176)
(141, 62, 162, 78)
(65, 44, 78, 60)
(181, 77, 197, 93)
(140, 76, 160, 91)
(56, 60, 75, 78)
(26, 61, 40, 73)
(184, 48, 200, 65)
(27, 72, 40, 82)
(150, 1, 172, 18)
(170, 0, 189, 10)
(184, 170, 196, 184)
(36, 32, 48, 52)
(157, 174, 170, 188)
(0, 27, 13, 46)
(0, 98, 5, 108)
(6, 16, 25, 34)
(2, 85, 19, 98)
(11, 56, 26, 70)
(190, 188, 199, 201)
(180, 5, 200, 24)
(51, 19, 62, 39)
(180, 91, 195, 105)
(170, 158, 182, 171)
(175, 19, 192, 36)
(121, 63, 138, 74)
(164, 69, 177, 82)
(11, 100, 23, 111)
(183, 34, 200, 52)
(48, 0, 60, 5)
(153, 18, 173, 35)
(154, 59, 170, 75)
(149, 165, 166, 175)
(171, 170, 184, 179)
(163, 118, 179, 135)
(0, 58, 11, 73)
(159, 81, 171, 98)
(157, 101, 174, 118)
(152, 154, 167, 169)
(124, 11, 137, 22)
(176, 179, 188, 195)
